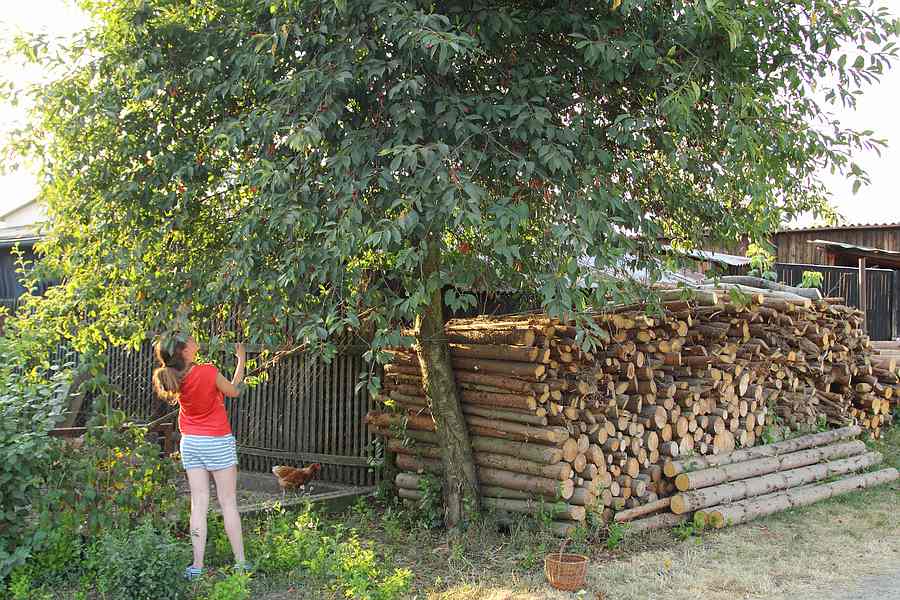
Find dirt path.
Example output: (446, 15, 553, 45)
(820, 570, 900, 600)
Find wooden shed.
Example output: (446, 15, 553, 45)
(772, 223, 900, 341)
(0, 224, 42, 304)
(774, 222, 900, 265)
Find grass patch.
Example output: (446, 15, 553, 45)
(37, 428, 899, 599)
(252, 427, 900, 599)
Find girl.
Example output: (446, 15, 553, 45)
(153, 333, 248, 580)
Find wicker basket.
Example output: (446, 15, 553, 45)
(544, 544, 589, 591)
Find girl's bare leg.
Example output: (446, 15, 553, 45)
(211, 465, 245, 564)
(185, 468, 211, 568)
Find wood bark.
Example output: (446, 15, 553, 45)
(395, 453, 574, 499)
(614, 497, 671, 522)
(707, 276, 823, 300)
(481, 497, 586, 521)
(625, 512, 688, 534)
(415, 236, 479, 526)
(663, 425, 862, 477)
(386, 438, 573, 480)
(700, 468, 899, 528)
(670, 451, 883, 514)
(674, 440, 867, 491)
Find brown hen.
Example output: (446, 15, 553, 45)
(271, 463, 322, 500)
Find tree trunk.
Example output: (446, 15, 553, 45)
(415, 236, 479, 527)
(614, 497, 671, 522)
(60, 369, 92, 428)
(700, 468, 899, 529)
(674, 440, 866, 491)
(671, 451, 882, 514)
(626, 512, 687, 534)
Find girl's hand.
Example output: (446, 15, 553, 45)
(235, 342, 246, 361)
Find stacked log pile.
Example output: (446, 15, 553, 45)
(666, 426, 896, 529)
(366, 285, 900, 534)
(871, 341, 900, 413)
(607, 425, 899, 533)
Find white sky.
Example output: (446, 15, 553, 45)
(1, 1, 899, 226)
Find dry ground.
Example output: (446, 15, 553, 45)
(257, 423, 900, 600)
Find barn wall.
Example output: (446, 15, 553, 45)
(774, 227, 900, 265)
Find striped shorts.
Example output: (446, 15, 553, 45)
(180, 434, 238, 471)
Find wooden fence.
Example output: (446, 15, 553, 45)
(105, 343, 378, 487)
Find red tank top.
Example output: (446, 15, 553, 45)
(178, 364, 232, 436)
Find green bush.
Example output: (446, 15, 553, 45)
(15, 412, 183, 590)
(240, 504, 413, 599)
(5, 570, 53, 600)
(0, 367, 72, 579)
(307, 530, 413, 600)
(243, 505, 312, 574)
(86, 521, 190, 600)
(24, 510, 83, 585)
(43, 411, 181, 536)
(203, 573, 251, 600)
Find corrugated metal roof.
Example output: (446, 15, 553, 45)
(808, 239, 900, 256)
(0, 224, 41, 248)
(674, 247, 750, 267)
(779, 221, 900, 233)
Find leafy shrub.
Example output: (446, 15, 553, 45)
(86, 521, 190, 600)
(800, 270, 824, 289)
(605, 522, 628, 550)
(203, 573, 251, 600)
(747, 243, 777, 281)
(305, 527, 413, 600)
(204, 513, 236, 569)
(242, 506, 310, 574)
(5, 570, 53, 600)
(0, 366, 73, 579)
(240, 504, 413, 599)
(415, 474, 443, 529)
(24, 510, 83, 585)
(46, 411, 181, 536)
(12, 410, 182, 591)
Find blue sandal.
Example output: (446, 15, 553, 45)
(233, 561, 253, 574)
(184, 565, 204, 581)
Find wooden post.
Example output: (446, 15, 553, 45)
(859, 257, 868, 334)
(892, 270, 900, 341)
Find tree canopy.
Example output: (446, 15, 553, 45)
(3, 0, 898, 359)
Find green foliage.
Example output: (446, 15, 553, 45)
(800, 271, 825, 289)
(3, 0, 896, 369)
(7, 410, 181, 589)
(22, 510, 83, 585)
(415, 474, 444, 529)
(85, 521, 190, 600)
(203, 573, 252, 600)
(0, 363, 72, 578)
(747, 243, 777, 281)
(242, 506, 310, 574)
(605, 522, 629, 550)
(241, 504, 412, 599)
(761, 425, 781, 445)
(305, 528, 413, 600)
(534, 498, 569, 532)
(672, 520, 705, 542)
(380, 504, 408, 542)
(5, 570, 53, 600)
(45, 413, 181, 536)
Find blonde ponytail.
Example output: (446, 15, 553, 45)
(153, 335, 189, 405)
